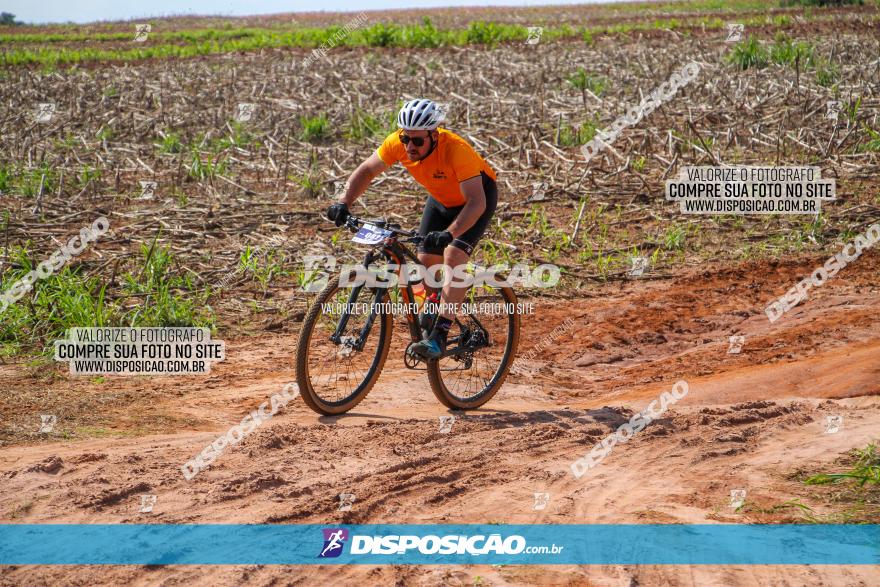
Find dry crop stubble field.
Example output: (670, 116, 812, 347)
(1, 1, 879, 585)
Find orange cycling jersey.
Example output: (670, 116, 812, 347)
(376, 128, 497, 208)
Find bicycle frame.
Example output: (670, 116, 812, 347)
(330, 226, 424, 350)
(329, 216, 495, 362)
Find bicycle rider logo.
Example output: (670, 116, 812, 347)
(825, 415, 843, 434)
(438, 415, 455, 433)
(38, 414, 57, 433)
(133, 24, 151, 43)
(301, 254, 336, 292)
(139, 494, 157, 513)
(527, 181, 548, 203)
(726, 23, 743, 43)
(628, 256, 649, 278)
(236, 103, 256, 123)
(338, 492, 356, 511)
(533, 492, 550, 511)
(826, 100, 841, 122)
(727, 335, 745, 354)
(318, 528, 349, 558)
(36, 103, 56, 124)
(525, 27, 543, 45)
(139, 180, 157, 199)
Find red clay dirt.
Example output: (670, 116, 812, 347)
(1, 250, 878, 585)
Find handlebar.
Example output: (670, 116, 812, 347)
(343, 215, 423, 244)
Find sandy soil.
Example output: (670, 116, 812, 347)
(1, 251, 878, 586)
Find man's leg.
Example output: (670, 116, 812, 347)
(436, 174, 497, 322)
(411, 175, 497, 359)
(436, 245, 470, 320)
(409, 245, 468, 359)
(416, 252, 444, 295)
(416, 196, 451, 295)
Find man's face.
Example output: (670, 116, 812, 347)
(401, 130, 434, 162)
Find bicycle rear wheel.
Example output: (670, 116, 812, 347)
(296, 269, 392, 415)
(426, 283, 520, 410)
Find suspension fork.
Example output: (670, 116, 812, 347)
(329, 247, 402, 351)
(329, 249, 378, 345)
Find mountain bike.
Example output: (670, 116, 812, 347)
(295, 215, 520, 415)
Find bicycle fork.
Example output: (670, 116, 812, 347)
(329, 250, 386, 352)
(329, 284, 385, 352)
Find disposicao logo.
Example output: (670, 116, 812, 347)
(319, 528, 349, 558)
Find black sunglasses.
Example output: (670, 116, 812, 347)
(400, 132, 429, 147)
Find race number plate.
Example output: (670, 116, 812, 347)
(352, 224, 392, 245)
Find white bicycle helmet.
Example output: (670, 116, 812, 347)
(397, 99, 443, 131)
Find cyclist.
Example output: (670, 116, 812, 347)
(327, 99, 498, 359)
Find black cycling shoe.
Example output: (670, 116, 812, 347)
(419, 311, 436, 340)
(409, 330, 447, 360)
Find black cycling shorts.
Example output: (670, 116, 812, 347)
(418, 171, 498, 256)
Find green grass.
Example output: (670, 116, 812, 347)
(729, 35, 842, 89)
(769, 34, 815, 66)
(155, 132, 184, 154)
(238, 245, 290, 293)
(120, 241, 213, 328)
(292, 151, 323, 197)
(76, 166, 101, 190)
(806, 442, 880, 487)
(566, 67, 607, 103)
(0, 236, 213, 356)
(215, 120, 258, 150)
(0, 22, 539, 65)
(299, 114, 330, 142)
(755, 440, 880, 523)
(814, 61, 839, 87)
(780, 0, 864, 6)
(611, 0, 781, 12)
(727, 38, 770, 70)
(478, 240, 517, 268)
(53, 133, 79, 151)
(345, 108, 395, 141)
(0, 163, 59, 198)
(844, 97, 861, 124)
(95, 126, 114, 142)
(294, 172, 322, 197)
(0, 249, 114, 350)
(0, 165, 14, 193)
(0, 9, 859, 67)
(188, 144, 228, 181)
(662, 224, 687, 250)
(861, 126, 880, 152)
(557, 119, 598, 147)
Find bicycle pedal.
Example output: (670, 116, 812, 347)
(403, 342, 428, 371)
(405, 341, 426, 360)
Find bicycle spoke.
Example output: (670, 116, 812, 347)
(434, 287, 514, 402)
(303, 281, 387, 406)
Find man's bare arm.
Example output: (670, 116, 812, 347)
(339, 153, 389, 206)
(446, 175, 486, 238)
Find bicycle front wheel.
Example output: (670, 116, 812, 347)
(295, 269, 392, 415)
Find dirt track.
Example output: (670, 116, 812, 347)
(1, 250, 878, 586)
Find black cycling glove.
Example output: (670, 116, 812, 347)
(327, 202, 350, 227)
(424, 230, 453, 250)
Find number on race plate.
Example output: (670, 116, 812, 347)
(352, 224, 393, 245)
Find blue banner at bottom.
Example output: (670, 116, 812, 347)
(0, 524, 877, 565)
